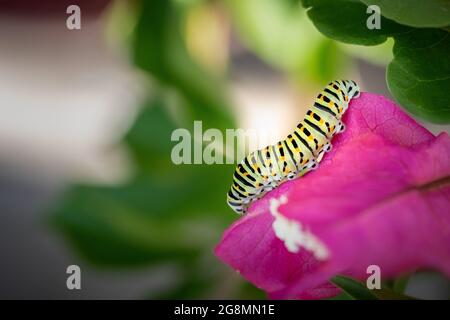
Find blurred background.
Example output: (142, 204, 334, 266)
(0, 0, 448, 299)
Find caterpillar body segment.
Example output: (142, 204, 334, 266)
(227, 80, 360, 214)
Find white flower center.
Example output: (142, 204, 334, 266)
(270, 195, 329, 261)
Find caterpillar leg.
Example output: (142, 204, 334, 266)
(227, 200, 246, 215)
(234, 206, 246, 215)
(227, 187, 247, 214)
(286, 172, 297, 180)
(307, 158, 319, 170)
(316, 150, 325, 163)
(338, 122, 346, 133)
(315, 142, 332, 163)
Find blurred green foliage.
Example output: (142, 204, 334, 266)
(225, 0, 347, 83)
(133, 0, 234, 131)
(52, 0, 251, 298)
(302, 0, 450, 123)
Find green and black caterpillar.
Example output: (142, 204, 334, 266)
(227, 80, 360, 214)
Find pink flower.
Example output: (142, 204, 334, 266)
(215, 93, 450, 299)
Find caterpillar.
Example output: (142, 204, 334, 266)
(227, 80, 360, 214)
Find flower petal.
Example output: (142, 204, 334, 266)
(215, 93, 450, 299)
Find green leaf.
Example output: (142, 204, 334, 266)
(388, 29, 450, 123)
(392, 275, 410, 294)
(360, 0, 450, 28)
(332, 275, 416, 300)
(331, 276, 378, 300)
(327, 291, 353, 300)
(372, 288, 416, 300)
(302, 0, 450, 123)
(236, 281, 267, 300)
(301, 0, 410, 46)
